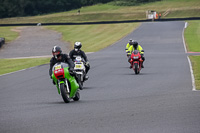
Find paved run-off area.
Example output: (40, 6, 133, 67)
(0, 26, 71, 58)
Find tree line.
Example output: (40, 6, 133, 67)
(0, 0, 161, 18)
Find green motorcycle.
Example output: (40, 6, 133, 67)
(52, 62, 80, 103)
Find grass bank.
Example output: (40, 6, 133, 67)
(0, 23, 139, 75)
(185, 20, 200, 90)
(189, 56, 200, 90)
(0, 27, 19, 43)
(0, 58, 50, 75)
(185, 21, 200, 52)
(0, 0, 199, 24)
(46, 23, 140, 52)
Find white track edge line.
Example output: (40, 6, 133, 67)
(187, 56, 196, 91)
(183, 22, 188, 53)
(0, 66, 37, 77)
(182, 21, 196, 91)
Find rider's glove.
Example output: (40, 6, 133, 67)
(68, 67, 75, 76)
(85, 61, 90, 66)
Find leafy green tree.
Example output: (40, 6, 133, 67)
(1, 0, 159, 18)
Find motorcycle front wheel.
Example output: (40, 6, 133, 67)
(60, 83, 70, 103)
(134, 63, 139, 74)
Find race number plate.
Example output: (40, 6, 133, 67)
(75, 64, 82, 69)
(55, 65, 62, 70)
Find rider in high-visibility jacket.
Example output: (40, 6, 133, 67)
(125, 39, 134, 53)
(127, 41, 145, 68)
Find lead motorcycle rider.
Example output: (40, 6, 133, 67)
(69, 42, 90, 80)
(49, 46, 80, 86)
(127, 41, 145, 68)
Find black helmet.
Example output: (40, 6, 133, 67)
(74, 42, 82, 51)
(52, 46, 62, 59)
(133, 41, 138, 49)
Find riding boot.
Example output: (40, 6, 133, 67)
(141, 62, 144, 68)
(52, 80, 56, 85)
(84, 75, 89, 81)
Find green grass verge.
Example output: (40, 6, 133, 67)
(0, 0, 199, 24)
(46, 23, 140, 52)
(0, 27, 19, 42)
(189, 56, 200, 90)
(185, 20, 200, 90)
(185, 20, 200, 52)
(0, 58, 50, 75)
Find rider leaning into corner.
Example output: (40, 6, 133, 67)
(49, 46, 79, 85)
(69, 42, 90, 80)
(126, 40, 145, 68)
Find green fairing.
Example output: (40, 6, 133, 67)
(52, 73, 60, 94)
(63, 67, 79, 98)
(52, 67, 79, 98)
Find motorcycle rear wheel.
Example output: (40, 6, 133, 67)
(60, 83, 70, 103)
(77, 74, 83, 90)
(73, 91, 80, 101)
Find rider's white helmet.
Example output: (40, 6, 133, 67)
(74, 42, 82, 51)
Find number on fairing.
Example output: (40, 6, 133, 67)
(75, 64, 81, 68)
(55, 65, 62, 70)
(75, 62, 84, 69)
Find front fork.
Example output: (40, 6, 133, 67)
(133, 61, 139, 69)
(57, 79, 70, 95)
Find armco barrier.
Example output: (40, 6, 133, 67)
(0, 17, 199, 26)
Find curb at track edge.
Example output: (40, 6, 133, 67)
(182, 22, 197, 91)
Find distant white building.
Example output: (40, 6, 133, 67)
(146, 10, 157, 20)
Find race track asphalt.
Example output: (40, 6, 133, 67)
(0, 21, 200, 133)
(0, 26, 70, 58)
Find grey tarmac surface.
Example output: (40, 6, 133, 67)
(0, 26, 70, 58)
(0, 21, 200, 133)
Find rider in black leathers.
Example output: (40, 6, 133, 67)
(49, 46, 74, 77)
(49, 46, 85, 89)
(69, 42, 90, 79)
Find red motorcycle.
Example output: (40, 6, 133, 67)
(130, 50, 143, 74)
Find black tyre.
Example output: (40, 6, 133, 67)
(60, 83, 70, 103)
(134, 63, 139, 74)
(73, 91, 80, 101)
(77, 74, 83, 90)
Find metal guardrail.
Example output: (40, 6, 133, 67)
(0, 17, 200, 26)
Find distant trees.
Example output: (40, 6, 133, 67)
(0, 0, 114, 18)
(111, 0, 161, 6)
(0, 0, 161, 18)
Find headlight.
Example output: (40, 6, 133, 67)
(133, 56, 139, 59)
